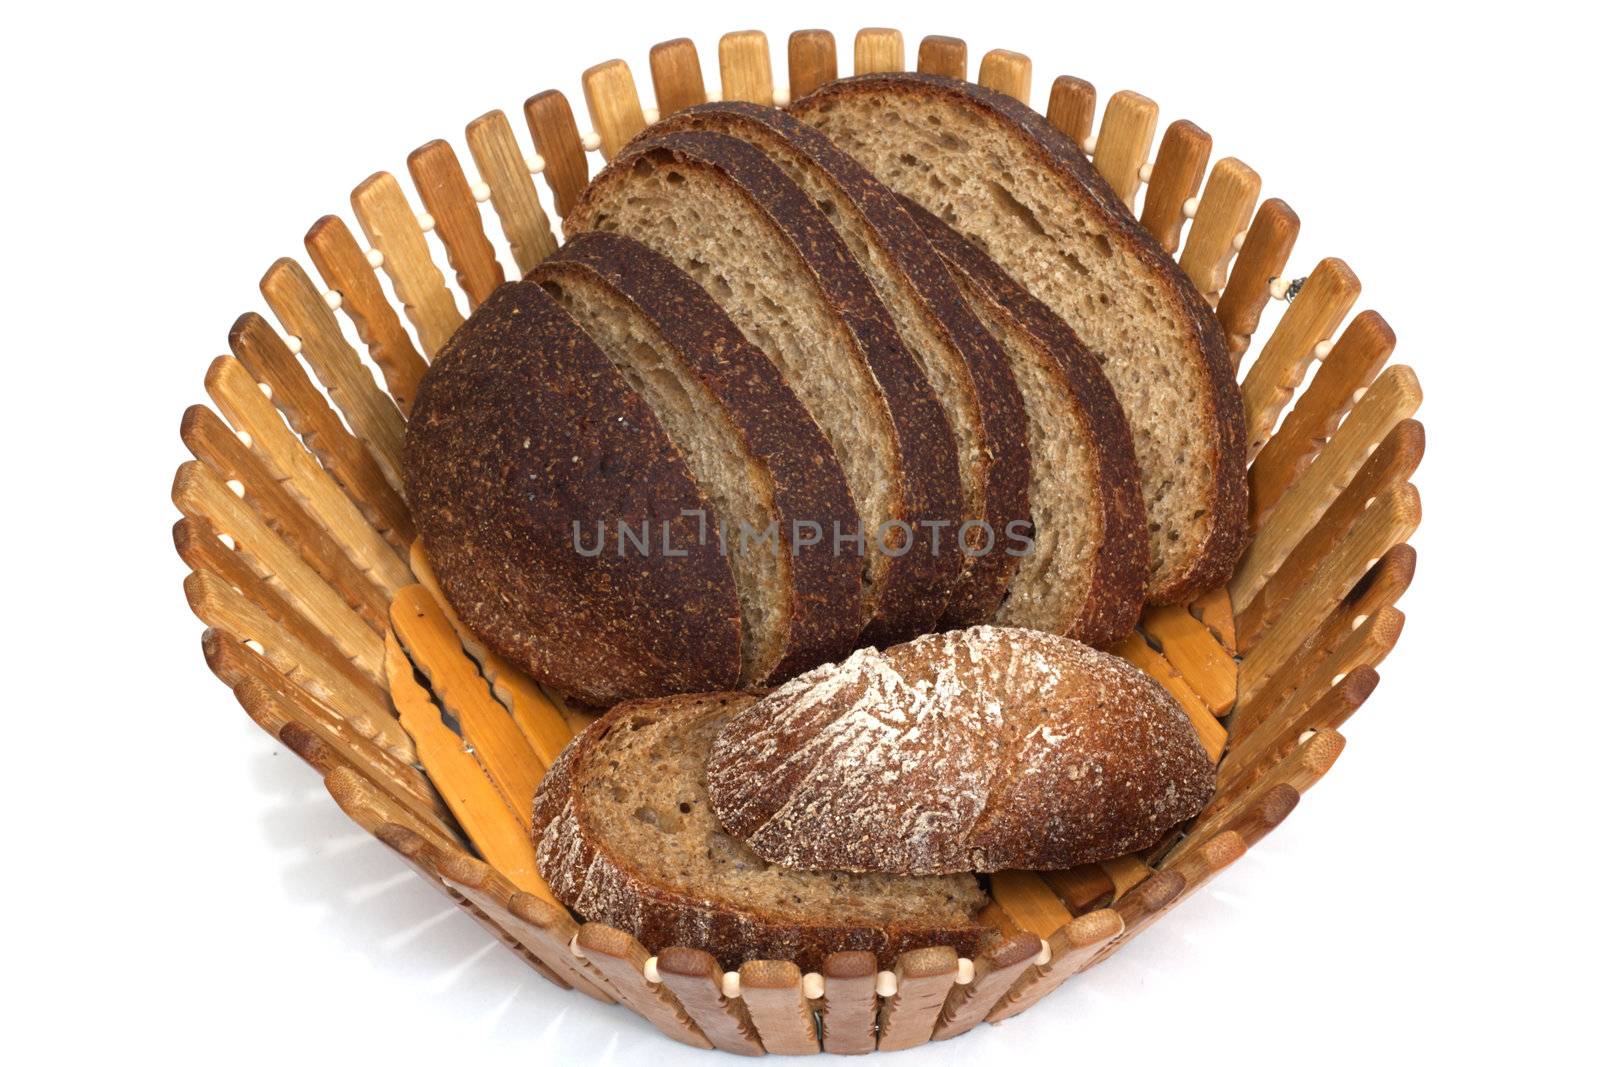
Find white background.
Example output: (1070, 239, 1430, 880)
(3, 1, 1593, 1062)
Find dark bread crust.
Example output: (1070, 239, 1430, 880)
(902, 197, 1148, 646)
(791, 73, 1249, 603)
(706, 628, 1216, 875)
(404, 281, 740, 707)
(564, 129, 964, 644)
(537, 232, 864, 679)
(651, 102, 1031, 626)
(532, 693, 994, 972)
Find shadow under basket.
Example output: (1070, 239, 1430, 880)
(171, 26, 1423, 1055)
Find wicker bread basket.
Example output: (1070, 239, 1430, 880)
(171, 25, 1422, 1054)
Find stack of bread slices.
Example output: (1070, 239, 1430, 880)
(405, 72, 1250, 973)
(405, 73, 1248, 712)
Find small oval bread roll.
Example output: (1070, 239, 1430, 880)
(706, 626, 1215, 875)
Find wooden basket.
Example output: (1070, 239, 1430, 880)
(171, 25, 1422, 1054)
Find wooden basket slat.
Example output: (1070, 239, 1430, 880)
(1045, 75, 1096, 147)
(407, 139, 506, 308)
(464, 110, 560, 275)
(916, 35, 967, 80)
(218, 650, 455, 844)
(579, 924, 715, 1049)
(1239, 257, 1363, 459)
(583, 59, 648, 161)
(524, 90, 591, 219)
(1093, 90, 1159, 209)
(384, 628, 550, 896)
(1236, 419, 1423, 650)
(985, 909, 1123, 1023)
(1039, 864, 1114, 914)
(932, 934, 1040, 1040)
(1239, 482, 1417, 704)
(1231, 363, 1422, 607)
(1220, 667, 1378, 803)
(1113, 633, 1228, 760)
(1099, 854, 1154, 900)
(1179, 156, 1261, 303)
(1248, 309, 1397, 526)
(989, 870, 1076, 938)
(739, 961, 820, 1054)
(876, 947, 956, 1052)
(719, 31, 775, 105)
(180, 405, 389, 630)
(228, 314, 415, 560)
(651, 38, 709, 118)
(390, 586, 547, 815)
(1216, 198, 1301, 366)
(657, 948, 764, 1055)
(1088, 832, 1244, 970)
(1141, 119, 1212, 254)
(787, 30, 838, 102)
(204, 353, 412, 591)
(409, 545, 575, 767)
(184, 568, 404, 754)
(351, 172, 465, 356)
(1191, 586, 1238, 653)
(1177, 730, 1345, 865)
(304, 215, 431, 414)
(1140, 602, 1237, 714)
(1231, 547, 1411, 750)
(260, 256, 411, 490)
(173, 462, 385, 685)
(853, 27, 904, 75)
(816, 952, 876, 1053)
(977, 49, 1031, 105)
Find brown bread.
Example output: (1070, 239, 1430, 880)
(901, 197, 1148, 646)
(563, 129, 963, 645)
(791, 73, 1249, 603)
(651, 102, 1032, 625)
(706, 626, 1216, 875)
(403, 281, 740, 707)
(532, 691, 993, 971)
(536, 231, 863, 683)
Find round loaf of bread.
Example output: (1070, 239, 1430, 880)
(706, 626, 1216, 875)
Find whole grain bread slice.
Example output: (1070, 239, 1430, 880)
(901, 197, 1148, 646)
(563, 129, 963, 645)
(404, 281, 740, 707)
(791, 73, 1249, 603)
(535, 231, 863, 684)
(652, 102, 1031, 625)
(532, 691, 993, 971)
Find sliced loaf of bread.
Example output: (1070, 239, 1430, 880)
(535, 231, 863, 684)
(532, 691, 993, 971)
(404, 281, 740, 706)
(562, 129, 963, 645)
(901, 197, 1147, 645)
(792, 73, 1249, 603)
(652, 102, 1032, 626)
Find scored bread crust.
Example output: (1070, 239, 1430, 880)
(790, 73, 1249, 604)
(536, 232, 864, 680)
(532, 692, 994, 972)
(652, 102, 1032, 626)
(565, 129, 964, 645)
(901, 197, 1148, 646)
(404, 282, 740, 707)
(706, 627, 1216, 875)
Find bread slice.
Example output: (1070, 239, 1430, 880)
(563, 129, 963, 645)
(404, 281, 740, 707)
(652, 102, 1031, 625)
(792, 73, 1249, 603)
(532, 692, 993, 971)
(707, 627, 1215, 875)
(535, 232, 863, 684)
(901, 197, 1147, 646)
